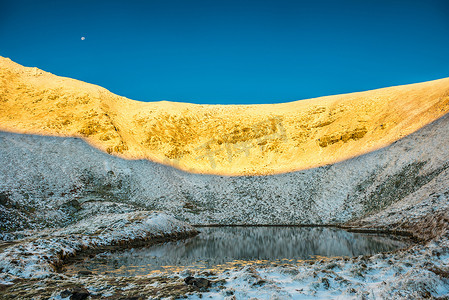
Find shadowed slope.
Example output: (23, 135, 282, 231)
(1, 113, 449, 227)
(1, 56, 449, 175)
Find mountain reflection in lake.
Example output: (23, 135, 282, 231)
(65, 227, 411, 276)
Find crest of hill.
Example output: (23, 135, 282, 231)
(1, 56, 449, 175)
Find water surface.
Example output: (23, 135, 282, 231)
(65, 226, 411, 276)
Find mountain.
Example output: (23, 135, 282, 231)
(1, 56, 449, 175)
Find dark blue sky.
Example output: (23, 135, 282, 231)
(1, 0, 449, 104)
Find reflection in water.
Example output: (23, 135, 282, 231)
(65, 227, 411, 276)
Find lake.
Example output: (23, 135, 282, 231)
(65, 226, 411, 276)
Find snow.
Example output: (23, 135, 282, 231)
(185, 236, 449, 299)
(0, 211, 197, 279)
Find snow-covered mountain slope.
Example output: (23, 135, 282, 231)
(1, 113, 448, 232)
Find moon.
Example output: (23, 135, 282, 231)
(81, 37, 85, 41)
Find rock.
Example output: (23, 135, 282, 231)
(194, 278, 210, 288)
(77, 270, 92, 276)
(60, 290, 72, 298)
(0, 191, 10, 206)
(0, 283, 13, 292)
(62, 199, 82, 213)
(71, 287, 90, 300)
(252, 278, 266, 286)
(321, 277, 330, 289)
(184, 276, 210, 288)
(60, 287, 90, 300)
(184, 276, 195, 285)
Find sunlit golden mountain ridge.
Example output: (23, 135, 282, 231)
(1, 56, 449, 175)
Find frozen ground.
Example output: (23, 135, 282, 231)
(0, 115, 449, 298)
(192, 235, 449, 299)
(0, 211, 197, 282)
